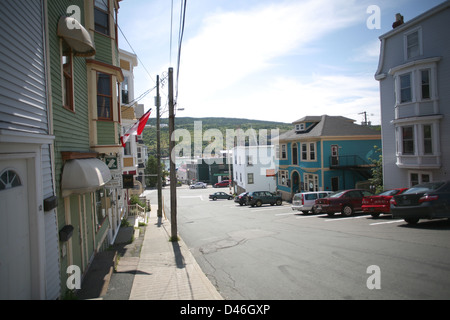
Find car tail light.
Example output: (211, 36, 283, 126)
(419, 195, 439, 203)
(301, 194, 304, 205)
(390, 198, 397, 206)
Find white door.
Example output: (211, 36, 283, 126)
(0, 159, 31, 299)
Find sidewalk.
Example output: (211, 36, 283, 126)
(128, 209, 223, 300)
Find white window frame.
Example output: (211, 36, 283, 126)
(404, 26, 422, 60)
(300, 142, 316, 161)
(408, 171, 432, 187)
(278, 170, 288, 186)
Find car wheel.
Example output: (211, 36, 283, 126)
(371, 212, 380, 218)
(256, 200, 262, 207)
(276, 199, 282, 206)
(228, 196, 232, 200)
(405, 218, 419, 225)
(341, 205, 353, 216)
(213, 197, 217, 201)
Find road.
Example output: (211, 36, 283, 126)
(145, 186, 450, 300)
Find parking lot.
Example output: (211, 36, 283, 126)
(155, 186, 450, 300)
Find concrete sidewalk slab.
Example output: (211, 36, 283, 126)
(129, 213, 223, 300)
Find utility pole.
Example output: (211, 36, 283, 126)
(168, 67, 178, 241)
(156, 75, 162, 218)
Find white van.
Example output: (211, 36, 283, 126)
(292, 191, 333, 214)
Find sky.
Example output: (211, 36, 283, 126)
(117, 0, 446, 125)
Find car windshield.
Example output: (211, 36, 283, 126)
(329, 191, 346, 198)
(378, 189, 400, 196)
(403, 182, 445, 194)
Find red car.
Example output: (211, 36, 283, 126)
(314, 189, 374, 217)
(362, 188, 408, 218)
(214, 180, 231, 188)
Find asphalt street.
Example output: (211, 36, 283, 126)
(146, 186, 450, 300)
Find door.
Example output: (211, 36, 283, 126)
(0, 159, 31, 299)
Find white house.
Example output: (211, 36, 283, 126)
(0, 0, 59, 299)
(375, 1, 450, 188)
(233, 145, 277, 194)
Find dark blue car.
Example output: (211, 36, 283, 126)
(391, 181, 450, 224)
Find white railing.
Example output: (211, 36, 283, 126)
(127, 203, 148, 225)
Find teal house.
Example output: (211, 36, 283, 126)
(276, 115, 381, 201)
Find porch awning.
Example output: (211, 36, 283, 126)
(57, 16, 96, 57)
(61, 158, 112, 197)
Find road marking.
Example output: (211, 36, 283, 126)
(296, 214, 328, 219)
(250, 206, 288, 212)
(180, 195, 204, 201)
(324, 215, 368, 222)
(275, 211, 298, 216)
(370, 219, 404, 226)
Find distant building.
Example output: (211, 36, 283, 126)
(233, 145, 277, 194)
(375, 1, 450, 188)
(276, 115, 381, 201)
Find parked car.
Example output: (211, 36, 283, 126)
(362, 188, 408, 217)
(190, 181, 207, 189)
(234, 192, 249, 206)
(391, 181, 450, 224)
(292, 191, 333, 214)
(214, 180, 230, 188)
(246, 191, 282, 207)
(209, 191, 233, 201)
(313, 189, 374, 216)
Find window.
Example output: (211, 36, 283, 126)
(0, 170, 22, 190)
(295, 123, 305, 132)
(122, 76, 129, 104)
(421, 69, 431, 100)
(292, 143, 298, 165)
(301, 143, 307, 161)
(400, 73, 412, 103)
(94, 0, 109, 35)
(246, 155, 253, 166)
(309, 143, 315, 161)
(300, 142, 316, 161)
(278, 170, 288, 186)
(247, 173, 254, 184)
(97, 72, 112, 120)
(409, 172, 431, 187)
(423, 124, 433, 154)
(406, 30, 420, 59)
(95, 188, 109, 230)
(281, 144, 287, 159)
(62, 51, 74, 111)
(402, 126, 414, 154)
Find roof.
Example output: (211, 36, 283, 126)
(277, 115, 380, 142)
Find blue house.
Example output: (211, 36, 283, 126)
(276, 115, 381, 201)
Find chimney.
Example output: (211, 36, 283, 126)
(392, 13, 404, 29)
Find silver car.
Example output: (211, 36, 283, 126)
(292, 191, 332, 213)
(190, 181, 207, 189)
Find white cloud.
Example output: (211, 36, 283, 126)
(177, 0, 365, 105)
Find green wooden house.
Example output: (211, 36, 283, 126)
(47, 0, 123, 297)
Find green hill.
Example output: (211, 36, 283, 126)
(142, 117, 292, 157)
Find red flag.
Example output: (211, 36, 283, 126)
(120, 109, 151, 147)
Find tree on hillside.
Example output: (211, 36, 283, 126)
(144, 156, 168, 188)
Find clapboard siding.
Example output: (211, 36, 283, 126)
(0, 0, 48, 134)
(48, 0, 90, 201)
